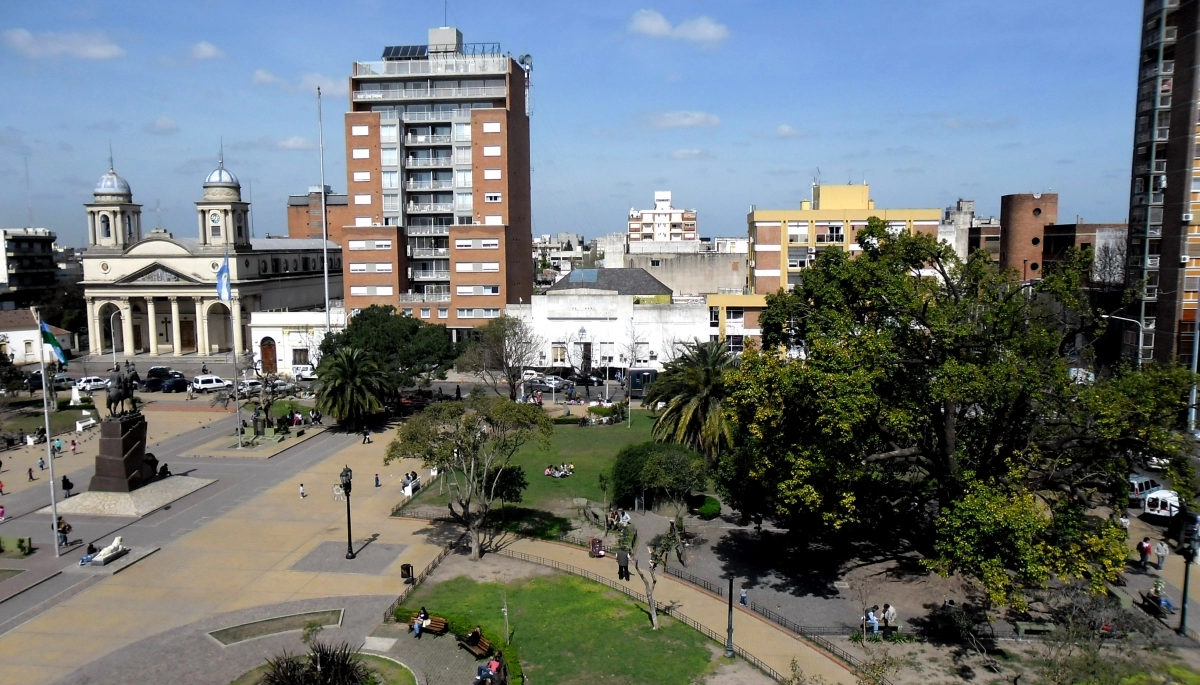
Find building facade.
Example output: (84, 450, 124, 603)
(627, 191, 697, 243)
(0, 228, 61, 307)
(338, 26, 533, 337)
(998, 193, 1059, 280)
(81, 161, 341, 359)
(286, 186, 352, 240)
(747, 183, 940, 294)
(249, 306, 346, 376)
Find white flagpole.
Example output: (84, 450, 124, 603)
(33, 309, 60, 558)
(223, 240, 243, 449)
(318, 86, 331, 334)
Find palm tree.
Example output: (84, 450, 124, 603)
(316, 347, 387, 429)
(642, 339, 736, 464)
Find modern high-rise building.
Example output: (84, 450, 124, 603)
(627, 191, 697, 243)
(339, 26, 533, 337)
(1124, 0, 1200, 364)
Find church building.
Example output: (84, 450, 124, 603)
(81, 157, 342, 360)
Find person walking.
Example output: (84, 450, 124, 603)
(616, 547, 630, 581)
(53, 438, 62, 456)
(0, 480, 5, 495)
(69, 439, 76, 455)
(57, 517, 70, 547)
(37, 456, 44, 471)
(26, 467, 33, 482)
(375, 473, 381, 488)
(0, 505, 6, 521)
(1155, 539, 1171, 571)
(362, 428, 371, 444)
(740, 586, 748, 606)
(455, 384, 462, 401)
(299, 483, 306, 499)
(1138, 537, 1152, 570)
(62, 475, 73, 497)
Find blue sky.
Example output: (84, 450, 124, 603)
(0, 0, 1140, 246)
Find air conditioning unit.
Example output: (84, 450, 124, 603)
(1184, 214, 1194, 222)
(1183, 254, 1190, 265)
(808, 247, 817, 254)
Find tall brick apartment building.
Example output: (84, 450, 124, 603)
(289, 26, 533, 341)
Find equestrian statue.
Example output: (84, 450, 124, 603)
(105, 365, 138, 417)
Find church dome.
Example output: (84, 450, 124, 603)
(94, 167, 131, 197)
(202, 156, 241, 201)
(203, 160, 239, 188)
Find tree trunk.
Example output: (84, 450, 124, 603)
(634, 559, 660, 629)
(468, 524, 482, 560)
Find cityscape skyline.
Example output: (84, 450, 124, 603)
(0, 0, 1142, 246)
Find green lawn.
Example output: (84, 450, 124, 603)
(403, 409, 655, 515)
(5, 408, 91, 435)
(400, 573, 713, 685)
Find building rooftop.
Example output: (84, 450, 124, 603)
(288, 195, 348, 206)
(546, 268, 672, 296)
(0, 310, 44, 332)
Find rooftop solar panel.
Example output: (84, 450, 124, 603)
(381, 45, 428, 60)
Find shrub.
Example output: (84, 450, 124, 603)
(588, 405, 614, 417)
(552, 416, 580, 425)
(695, 496, 721, 520)
(610, 441, 704, 507)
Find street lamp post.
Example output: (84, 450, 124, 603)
(1101, 314, 1146, 370)
(725, 576, 735, 659)
(340, 465, 356, 560)
(579, 326, 588, 399)
(1180, 542, 1197, 637)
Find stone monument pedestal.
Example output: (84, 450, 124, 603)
(89, 413, 151, 493)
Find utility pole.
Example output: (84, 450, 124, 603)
(725, 576, 735, 658)
(1181, 541, 1198, 637)
(317, 87, 331, 334)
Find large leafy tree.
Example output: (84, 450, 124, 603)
(315, 348, 388, 429)
(385, 393, 552, 559)
(642, 339, 736, 464)
(318, 305, 459, 393)
(720, 218, 1194, 606)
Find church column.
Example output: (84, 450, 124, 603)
(195, 297, 209, 356)
(170, 297, 182, 357)
(120, 298, 135, 357)
(146, 298, 159, 356)
(86, 298, 100, 355)
(231, 297, 244, 357)
(87, 212, 96, 246)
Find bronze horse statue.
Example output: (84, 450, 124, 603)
(105, 366, 137, 417)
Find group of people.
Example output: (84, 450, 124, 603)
(1136, 536, 1172, 571)
(862, 603, 898, 634)
(607, 509, 631, 529)
(401, 471, 420, 490)
(463, 626, 505, 685)
(519, 392, 545, 406)
(544, 462, 574, 478)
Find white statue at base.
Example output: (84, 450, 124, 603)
(94, 536, 128, 562)
(70, 387, 82, 406)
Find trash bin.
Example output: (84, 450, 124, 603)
(589, 538, 604, 558)
(401, 563, 414, 579)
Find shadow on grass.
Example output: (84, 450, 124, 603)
(486, 506, 573, 540)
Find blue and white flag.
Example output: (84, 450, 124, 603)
(216, 255, 231, 302)
(40, 322, 65, 364)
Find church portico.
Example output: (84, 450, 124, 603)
(81, 156, 342, 362)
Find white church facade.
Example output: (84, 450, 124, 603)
(81, 158, 342, 359)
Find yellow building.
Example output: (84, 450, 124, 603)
(747, 183, 940, 294)
(705, 293, 768, 351)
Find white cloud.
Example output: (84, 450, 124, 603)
(647, 111, 720, 129)
(252, 69, 347, 96)
(628, 10, 728, 45)
(2, 28, 124, 59)
(277, 136, 315, 150)
(776, 124, 805, 139)
(251, 69, 280, 85)
(670, 148, 712, 160)
(144, 116, 179, 135)
(191, 41, 223, 60)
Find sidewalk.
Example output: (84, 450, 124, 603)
(501, 537, 858, 684)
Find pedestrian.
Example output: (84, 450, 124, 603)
(0, 505, 6, 521)
(62, 475, 73, 497)
(616, 547, 630, 581)
(375, 473, 381, 488)
(1138, 536, 1152, 570)
(69, 439, 76, 455)
(27, 467, 33, 482)
(1155, 539, 1171, 571)
(455, 384, 462, 400)
(57, 517, 70, 547)
(0, 480, 5, 495)
(201, 363, 208, 374)
(864, 605, 880, 634)
(37, 456, 44, 471)
(362, 428, 371, 444)
(53, 438, 62, 456)
(299, 483, 306, 499)
(882, 603, 897, 628)
(740, 586, 748, 606)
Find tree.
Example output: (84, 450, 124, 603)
(315, 348, 387, 429)
(640, 443, 707, 519)
(642, 339, 735, 464)
(318, 304, 458, 393)
(490, 463, 529, 511)
(720, 218, 1195, 607)
(458, 316, 542, 400)
(634, 540, 669, 629)
(385, 393, 552, 559)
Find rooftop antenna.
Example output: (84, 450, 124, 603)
(444, 0, 448, 26)
(219, 137, 225, 166)
(154, 200, 163, 230)
(107, 141, 114, 170)
(247, 178, 256, 238)
(518, 54, 533, 117)
(23, 157, 33, 227)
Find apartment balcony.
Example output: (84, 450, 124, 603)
(1144, 286, 1159, 300)
(407, 202, 454, 213)
(379, 109, 478, 123)
(352, 86, 507, 102)
(406, 226, 450, 237)
(404, 157, 453, 168)
(411, 269, 451, 280)
(787, 235, 809, 245)
(1147, 255, 1162, 267)
(1155, 127, 1171, 141)
(411, 247, 450, 258)
(1144, 26, 1178, 48)
(1148, 226, 1163, 237)
(406, 180, 454, 191)
(352, 55, 508, 78)
(404, 134, 453, 145)
(398, 292, 452, 302)
(815, 234, 845, 244)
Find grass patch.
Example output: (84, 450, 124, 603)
(229, 655, 415, 685)
(487, 506, 575, 538)
(399, 573, 712, 685)
(241, 399, 312, 419)
(0, 569, 22, 582)
(4, 409, 91, 436)
(403, 409, 655, 515)
(209, 609, 343, 646)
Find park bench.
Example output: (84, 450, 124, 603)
(1139, 592, 1174, 619)
(407, 613, 448, 635)
(76, 417, 97, 433)
(403, 477, 422, 498)
(458, 633, 493, 658)
(1014, 621, 1057, 636)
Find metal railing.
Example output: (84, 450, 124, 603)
(354, 55, 508, 77)
(404, 157, 453, 168)
(383, 533, 465, 622)
(353, 86, 506, 102)
(405, 180, 454, 190)
(815, 234, 844, 244)
(405, 134, 453, 145)
(398, 292, 451, 302)
(406, 226, 450, 236)
(411, 270, 450, 280)
(664, 565, 726, 597)
(411, 247, 449, 258)
(407, 203, 454, 213)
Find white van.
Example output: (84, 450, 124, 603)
(192, 375, 231, 394)
(1129, 474, 1163, 504)
(291, 365, 318, 381)
(1144, 490, 1181, 518)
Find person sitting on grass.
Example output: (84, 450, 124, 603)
(619, 510, 631, 527)
(545, 465, 554, 477)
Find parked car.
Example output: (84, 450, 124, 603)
(270, 379, 297, 394)
(291, 365, 318, 381)
(236, 380, 263, 397)
(565, 372, 604, 387)
(52, 374, 75, 390)
(192, 375, 232, 394)
(76, 376, 109, 392)
(145, 366, 174, 380)
(161, 377, 190, 393)
(525, 376, 573, 393)
(1146, 455, 1171, 471)
(140, 370, 184, 392)
(1129, 474, 1164, 506)
(522, 369, 543, 381)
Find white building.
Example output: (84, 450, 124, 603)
(627, 191, 697, 243)
(0, 310, 71, 366)
(249, 307, 346, 376)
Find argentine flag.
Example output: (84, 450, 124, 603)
(216, 255, 231, 303)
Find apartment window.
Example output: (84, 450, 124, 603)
(351, 125, 370, 136)
(350, 263, 367, 273)
(355, 217, 372, 227)
(352, 171, 371, 183)
(727, 308, 744, 322)
(379, 124, 398, 143)
(456, 193, 474, 211)
(349, 240, 367, 250)
(381, 171, 398, 189)
(383, 194, 399, 211)
(350, 286, 367, 296)
(457, 308, 472, 318)
(454, 123, 471, 141)
(482, 121, 501, 133)
(376, 262, 393, 272)
(552, 343, 567, 363)
(1187, 277, 1200, 291)
(727, 335, 745, 353)
(374, 240, 392, 250)
(484, 193, 502, 203)
(650, 259, 661, 267)
(455, 147, 472, 164)
(402, 308, 413, 316)
(456, 285, 500, 295)
(710, 307, 720, 327)
(381, 148, 398, 166)
(352, 148, 370, 159)
(455, 262, 500, 272)
(354, 194, 372, 205)
(455, 239, 474, 249)
(483, 168, 502, 180)
(482, 145, 501, 157)
(481, 239, 498, 249)
(438, 308, 448, 319)
(420, 308, 431, 318)
(484, 215, 503, 225)
(455, 170, 473, 187)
